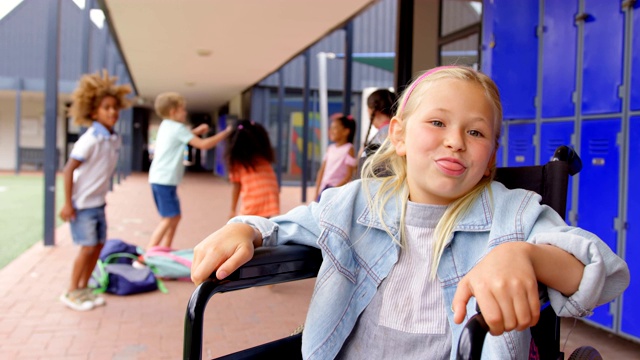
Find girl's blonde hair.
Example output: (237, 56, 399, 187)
(68, 69, 132, 126)
(361, 66, 503, 277)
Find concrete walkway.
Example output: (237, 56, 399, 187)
(0, 172, 638, 359)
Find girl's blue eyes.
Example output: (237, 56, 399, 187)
(428, 120, 485, 138)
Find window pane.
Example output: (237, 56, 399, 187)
(440, 33, 479, 68)
(441, 0, 482, 36)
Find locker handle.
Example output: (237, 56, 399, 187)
(574, 12, 593, 23)
(621, 0, 636, 10)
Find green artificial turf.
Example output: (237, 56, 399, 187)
(0, 174, 64, 269)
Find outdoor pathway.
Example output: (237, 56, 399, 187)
(0, 172, 638, 359)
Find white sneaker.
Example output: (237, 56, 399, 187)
(81, 288, 106, 307)
(60, 289, 94, 311)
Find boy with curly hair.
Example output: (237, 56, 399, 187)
(58, 70, 131, 311)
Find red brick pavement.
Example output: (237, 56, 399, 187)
(0, 172, 638, 359)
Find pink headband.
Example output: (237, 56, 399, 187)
(399, 65, 456, 113)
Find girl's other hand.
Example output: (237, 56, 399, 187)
(59, 204, 76, 222)
(451, 242, 541, 335)
(191, 223, 259, 285)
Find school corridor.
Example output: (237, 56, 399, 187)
(0, 172, 638, 359)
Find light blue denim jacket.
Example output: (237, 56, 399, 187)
(229, 180, 629, 360)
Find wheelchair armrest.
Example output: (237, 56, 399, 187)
(220, 244, 323, 286)
(184, 245, 322, 360)
(455, 285, 550, 360)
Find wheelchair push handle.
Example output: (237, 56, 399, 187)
(456, 312, 489, 360)
(551, 145, 582, 176)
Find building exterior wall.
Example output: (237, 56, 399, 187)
(0, 93, 68, 170)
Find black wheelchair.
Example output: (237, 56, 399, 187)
(184, 146, 601, 360)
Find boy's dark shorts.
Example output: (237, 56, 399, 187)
(151, 184, 181, 218)
(70, 205, 107, 247)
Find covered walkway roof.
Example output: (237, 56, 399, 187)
(100, 0, 376, 112)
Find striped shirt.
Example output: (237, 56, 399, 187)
(229, 159, 280, 217)
(338, 201, 450, 359)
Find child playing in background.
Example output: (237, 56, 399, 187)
(191, 66, 629, 359)
(363, 88, 395, 154)
(314, 114, 357, 201)
(59, 70, 131, 311)
(147, 92, 232, 249)
(225, 119, 279, 219)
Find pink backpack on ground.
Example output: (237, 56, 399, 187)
(141, 246, 193, 281)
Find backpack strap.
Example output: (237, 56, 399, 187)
(91, 259, 110, 294)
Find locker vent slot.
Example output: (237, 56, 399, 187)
(510, 139, 530, 153)
(588, 139, 610, 155)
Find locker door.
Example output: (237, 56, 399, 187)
(621, 116, 640, 339)
(540, 122, 574, 220)
(489, 0, 538, 120)
(541, 0, 578, 118)
(582, 0, 624, 115)
(578, 118, 620, 329)
(630, 2, 640, 110)
(507, 123, 536, 167)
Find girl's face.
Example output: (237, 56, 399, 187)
(390, 78, 497, 205)
(92, 96, 120, 131)
(329, 119, 349, 143)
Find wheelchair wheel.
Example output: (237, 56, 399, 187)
(568, 346, 603, 360)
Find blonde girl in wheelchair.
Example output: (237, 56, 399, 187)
(191, 66, 629, 360)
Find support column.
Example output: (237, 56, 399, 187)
(14, 78, 22, 175)
(395, 0, 440, 92)
(343, 21, 354, 116)
(276, 69, 285, 188)
(301, 50, 311, 202)
(44, 0, 61, 247)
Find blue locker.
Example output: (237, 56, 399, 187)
(621, 117, 640, 339)
(496, 146, 504, 168)
(630, 2, 640, 111)
(507, 123, 536, 167)
(496, 125, 506, 168)
(578, 119, 620, 330)
(541, 0, 578, 118)
(487, 0, 538, 120)
(480, 0, 494, 76)
(582, 0, 624, 115)
(540, 122, 574, 220)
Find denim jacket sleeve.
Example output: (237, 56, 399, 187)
(524, 203, 630, 318)
(228, 198, 325, 249)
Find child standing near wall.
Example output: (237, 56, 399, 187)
(147, 92, 232, 249)
(59, 70, 131, 311)
(226, 120, 280, 219)
(314, 114, 357, 201)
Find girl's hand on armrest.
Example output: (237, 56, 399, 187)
(191, 223, 262, 285)
(452, 242, 541, 336)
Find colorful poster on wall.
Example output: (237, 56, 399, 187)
(288, 112, 321, 175)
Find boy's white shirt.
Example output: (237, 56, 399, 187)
(69, 122, 121, 209)
(148, 119, 194, 185)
